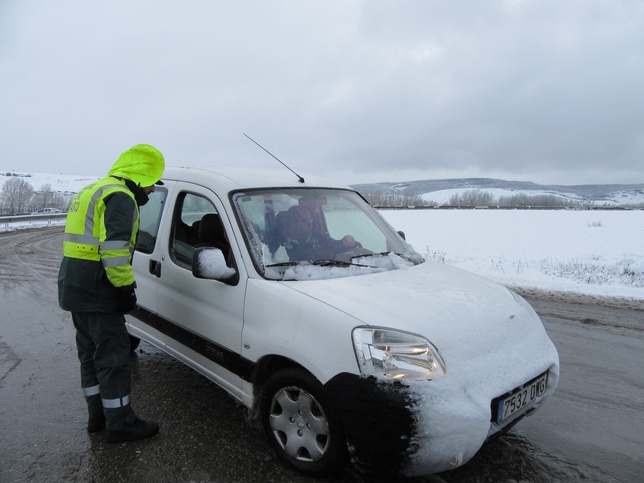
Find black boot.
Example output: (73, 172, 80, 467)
(88, 413, 106, 433)
(86, 394, 106, 432)
(105, 418, 159, 443)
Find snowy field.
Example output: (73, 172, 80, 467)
(381, 209, 644, 300)
(3, 208, 642, 301)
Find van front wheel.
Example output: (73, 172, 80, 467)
(260, 368, 348, 476)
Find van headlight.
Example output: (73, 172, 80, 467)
(352, 327, 446, 381)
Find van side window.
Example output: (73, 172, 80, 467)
(135, 188, 167, 254)
(170, 193, 235, 277)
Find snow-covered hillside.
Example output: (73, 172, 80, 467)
(4, 170, 644, 206)
(420, 188, 644, 206)
(0, 171, 99, 195)
(353, 178, 644, 206)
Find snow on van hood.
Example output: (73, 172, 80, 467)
(283, 259, 530, 349)
(282, 259, 560, 475)
(281, 258, 557, 389)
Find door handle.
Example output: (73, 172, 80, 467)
(149, 260, 161, 278)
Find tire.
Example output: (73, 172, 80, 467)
(129, 335, 141, 353)
(260, 368, 348, 476)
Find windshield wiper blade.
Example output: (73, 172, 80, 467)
(265, 262, 300, 268)
(265, 259, 378, 269)
(350, 251, 400, 261)
(310, 259, 383, 269)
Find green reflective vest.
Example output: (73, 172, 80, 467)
(63, 177, 139, 288)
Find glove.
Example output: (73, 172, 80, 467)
(117, 285, 137, 313)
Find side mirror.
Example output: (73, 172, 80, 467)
(192, 247, 236, 281)
(397, 230, 406, 241)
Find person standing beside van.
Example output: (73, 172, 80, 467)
(58, 144, 164, 442)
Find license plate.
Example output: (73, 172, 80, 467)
(493, 372, 548, 423)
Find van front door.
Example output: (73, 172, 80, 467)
(155, 184, 247, 394)
(128, 187, 168, 348)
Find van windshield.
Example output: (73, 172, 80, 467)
(232, 189, 424, 280)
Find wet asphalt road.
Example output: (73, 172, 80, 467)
(1, 227, 643, 483)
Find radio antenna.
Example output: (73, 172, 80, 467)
(243, 133, 305, 183)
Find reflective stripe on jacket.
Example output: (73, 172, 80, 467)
(63, 177, 139, 288)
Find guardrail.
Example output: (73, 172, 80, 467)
(0, 212, 67, 227)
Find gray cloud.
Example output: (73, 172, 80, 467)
(1, 0, 643, 185)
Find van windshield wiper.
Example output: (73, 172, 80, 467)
(350, 251, 400, 260)
(264, 262, 300, 268)
(265, 259, 378, 269)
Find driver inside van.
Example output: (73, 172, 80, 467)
(277, 205, 358, 261)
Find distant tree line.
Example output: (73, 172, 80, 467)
(360, 188, 601, 208)
(360, 190, 436, 208)
(0, 176, 71, 214)
(447, 189, 584, 208)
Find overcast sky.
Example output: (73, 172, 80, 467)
(1, 1, 643, 186)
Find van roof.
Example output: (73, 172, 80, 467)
(162, 166, 351, 192)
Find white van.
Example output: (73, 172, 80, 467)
(126, 166, 559, 477)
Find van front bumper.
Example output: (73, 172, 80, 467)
(325, 365, 558, 476)
(325, 373, 416, 474)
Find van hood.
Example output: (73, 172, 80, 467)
(281, 260, 549, 359)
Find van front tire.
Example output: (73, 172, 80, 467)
(260, 368, 348, 476)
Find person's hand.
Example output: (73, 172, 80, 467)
(342, 235, 356, 248)
(117, 285, 137, 313)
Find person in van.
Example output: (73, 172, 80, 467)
(277, 205, 358, 261)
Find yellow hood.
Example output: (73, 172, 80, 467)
(108, 144, 165, 187)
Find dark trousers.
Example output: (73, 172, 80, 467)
(72, 312, 137, 430)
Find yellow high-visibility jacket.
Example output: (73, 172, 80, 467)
(64, 177, 138, 286)
(58, 177, 139, 313)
